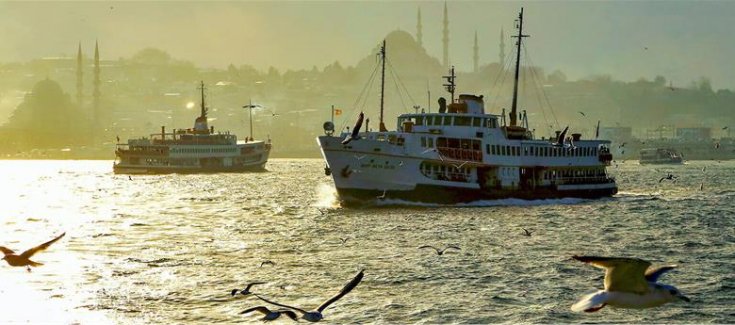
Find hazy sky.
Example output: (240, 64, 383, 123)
(1, 1, 734, 89)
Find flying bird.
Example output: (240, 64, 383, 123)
(341, 112, 364, 145)
(418, 245, 461, 256)
(338, 237, 350, 245)
(659, 173, 677, 183)
(255, 269, 365, 322)
(578, 111, 586, 117)
(570, 255, 689, 312)
(1, 232, 66, 272)
(723, 126, 728, 130)
(376, 190, 387, 200)
(553, 126, 569, 147)
(231, 282, 266, 297)
(240, 306, 298, 322)
(260, 260, 276, 267)
(522, 228, 533, 237)
(450, 161, 469, 170)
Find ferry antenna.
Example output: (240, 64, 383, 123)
(510, 7, 529, 127)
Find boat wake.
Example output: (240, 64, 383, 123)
(313, 183, 339, 208)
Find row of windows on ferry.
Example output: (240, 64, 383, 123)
(170, 148, 237, 154)
(417, 136, 599, 158)
(400, 115, 499, 128)
(487, 144, 598, 157)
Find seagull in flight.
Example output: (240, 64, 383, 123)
(1, 232, 65, 272)
(522, 228, 533, 237)
(231, 282, 266, 297)
(418, 245, 461, 256)
(659, 173, 678, 183)
(376, 189, 387, 200)
(552, 126, 569, 147)
(570, 255, 689, 312)
(450, 161, 469, 170)
(578, 111, 586, 117)
(255, 269, 365, 322)
(240, 306, 298, 322)
(338, 237, 350, 245)
(260, 260, 276, 267)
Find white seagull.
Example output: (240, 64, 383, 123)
(255, 269, 364, 322)
(571, 255, 690, 312)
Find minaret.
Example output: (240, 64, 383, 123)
(499, 27, 506, 67)
(473, 31, 479, 72)
(416, 7, 423, 47)
(442, 2, 449, 68)
(93, 40, 101, 127)
(76, 42, 83, 106)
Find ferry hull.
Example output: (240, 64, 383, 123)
(336, 184, 617, 206)
(113, 162, 267, 175)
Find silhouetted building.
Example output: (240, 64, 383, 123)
(76, 42, 83, 106)
(93, 40, 101, 133)
(676, 127, 711, 140)
(600, 127, 633, 142)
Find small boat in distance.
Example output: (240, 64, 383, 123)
(639, 148, 683, 164)
(317, 8, 617, 206)
(113, 81, 271, 174)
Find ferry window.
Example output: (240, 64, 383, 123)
(524, 147, 529, 156)
(473, 118, 481, 127)
(592, 148, 597, 155)
(486, 144, 491, 154)
(491, 145, 496, 155)
(455, 116, 471, 126)
(443, 116, 452, 126)
(421, 137, 427, 147)
(472, 140, 480, 151)
(506, 145, 511, 156)
(415, 117, 424, 126)
(433, 116, 442, 125)
(437, 138, 447, 147)
(428, 138, 434, 148)
(460, 139, 470, 149)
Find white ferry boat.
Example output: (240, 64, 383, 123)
(114, 82, 270, 174)
(639, 148, 683, 164)
(317, 8, 617, 205)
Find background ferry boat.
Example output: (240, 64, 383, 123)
(317, 8, 617, 206)
(114, 82, 270, 174)
(639, 148, 683, 164)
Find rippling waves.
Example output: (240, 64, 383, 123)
(0, 159, 733, 323)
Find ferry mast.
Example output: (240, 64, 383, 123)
(199, 81, 207, 119)
(379, 40, 387, 132)
(510, 7, 529, 127)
